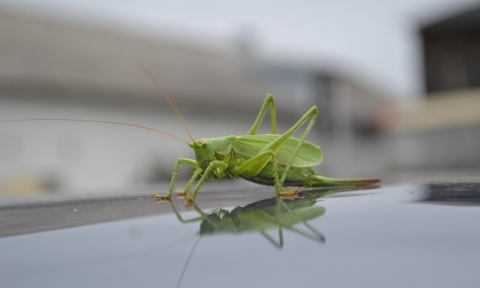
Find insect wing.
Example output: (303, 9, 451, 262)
(233, 135, 323, 167)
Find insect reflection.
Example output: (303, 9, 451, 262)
(166, 187, 358, 248)
(163, 186, 377, 287)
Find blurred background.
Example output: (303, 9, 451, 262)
(1, 0, 479, 199)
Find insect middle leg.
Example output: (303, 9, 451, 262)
(189, 160, 228, 201)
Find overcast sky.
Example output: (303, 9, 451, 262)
(1, 0, 479, 101)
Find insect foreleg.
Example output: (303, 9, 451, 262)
(248, 94, 277, 135)
(153, 158, 200, 201)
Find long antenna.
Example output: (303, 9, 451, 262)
(177, 235, 201, 288)
(138, 62, 195, 143)
(0, 119, 190, 145)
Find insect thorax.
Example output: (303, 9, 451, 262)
(192, 137, 235, 171)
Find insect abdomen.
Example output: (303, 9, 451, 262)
(240, 165, 314, 187)
(241, 175, 306, 186)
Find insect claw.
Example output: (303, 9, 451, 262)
(175, 191, 195, 204)
(280, 188, 302, 199)
(152, 193, 171, 202)
(183, 194, 194, 204)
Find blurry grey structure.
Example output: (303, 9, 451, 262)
(0, 9, 385, 196)
(421, 5, 480, 94)
(392, 5, 480, 174)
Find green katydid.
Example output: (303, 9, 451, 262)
(137, 65, 380, 202)
(0, 64, 379, 201)
(154, 91, 379, 202)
